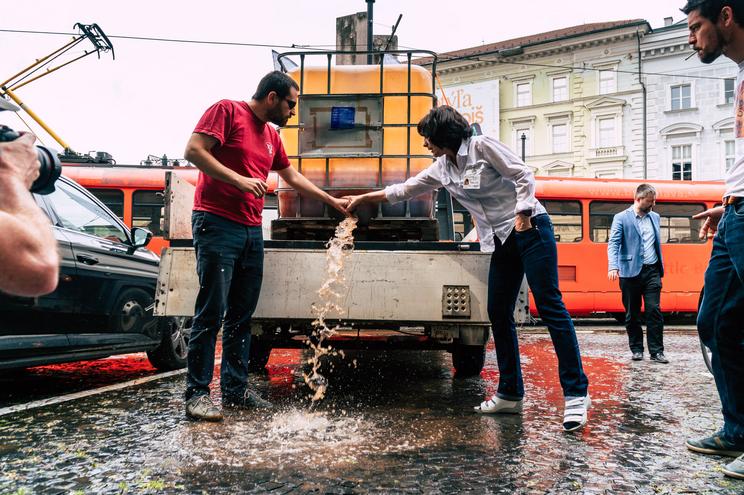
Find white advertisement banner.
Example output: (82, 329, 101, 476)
(437, 80, 500, 138)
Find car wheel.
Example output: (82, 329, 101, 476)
(248, 337, 272, 372)
(147, 316, 189, 370)
(452, 344, 485, 378)
(109, 288, 154, 334)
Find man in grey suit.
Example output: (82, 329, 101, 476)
(607, 183, 667, 363)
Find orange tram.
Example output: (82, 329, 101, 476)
(63, 163, 724, 318)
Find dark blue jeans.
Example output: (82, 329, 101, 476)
(697, 202, 744, 444)
(185, 211, 264, 401)
(488, 213, 589, 400)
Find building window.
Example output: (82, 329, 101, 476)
(671, 84, 692, 110)
(597, 117, 616, 148)
(672, 144, 693, 181)
(725, 78, 735, 104)
(515, 128, 531, 157)
(599, 69, 616, 94)
(725, 139, 736, 172)
(552, 76, 568, 102)
(551, 123, 569, 153)
(516, 82, 532, 107)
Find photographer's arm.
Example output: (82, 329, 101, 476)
(0, 134, 59, 296)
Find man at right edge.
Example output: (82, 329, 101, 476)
(683, 0, 744, 480)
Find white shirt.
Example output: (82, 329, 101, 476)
(728, 60, 744, 199)
(384, 136, 545, 253)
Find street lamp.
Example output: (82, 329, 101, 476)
(520, 133, 527, 162)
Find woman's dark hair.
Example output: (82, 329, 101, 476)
(681, 0, 744, 27)
(252, 71, 299, 100)
(417, 106, 472, 152)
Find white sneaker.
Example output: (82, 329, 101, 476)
(563, 395, 591, 432)
(474, 396, 523, 414)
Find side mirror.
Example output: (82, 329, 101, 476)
(131, 227, 153, 248)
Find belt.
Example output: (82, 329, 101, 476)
(724, 196, 741, 206)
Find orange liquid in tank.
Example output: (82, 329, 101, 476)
(278, 64, 436, 220)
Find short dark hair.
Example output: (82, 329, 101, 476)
(416, 106, 472, 152)
(681, 0, 744, 26)
(252, 71, 299, 100)
(635, 183, 657, 199)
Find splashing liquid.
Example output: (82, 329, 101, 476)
(303, 217, 358, 403)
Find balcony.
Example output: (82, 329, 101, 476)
(587, 145, 626, 164)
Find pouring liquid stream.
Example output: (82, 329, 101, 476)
(303, 217, 358, 404)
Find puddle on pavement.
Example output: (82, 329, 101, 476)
(1, 334, 740, 494)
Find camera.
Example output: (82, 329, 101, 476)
(0, 125, 61, 195)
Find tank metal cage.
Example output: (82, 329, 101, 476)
(273, 49, 443, 241)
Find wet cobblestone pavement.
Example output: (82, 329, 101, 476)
(1, 332, 742, 494)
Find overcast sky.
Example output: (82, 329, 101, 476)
(0, 0, 693, 164)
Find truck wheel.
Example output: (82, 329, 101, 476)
(109, 288, 153, 334)
(452, 344, 485, 378)
(249, 337, 272, 372)
(147, 316, 189, 370)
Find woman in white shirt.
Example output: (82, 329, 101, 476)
(345, 106, 590, 432)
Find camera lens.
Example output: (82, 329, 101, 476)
(30, 145, 62, 195)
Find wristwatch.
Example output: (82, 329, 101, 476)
(517, 209, 533, 217)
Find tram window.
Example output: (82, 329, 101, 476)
(133, 190, 164, 236)
(541, 200, 582, 242)
(87, 188, 124, 220)
(654, 203, 706, 244)
(589, 201, 630, 242)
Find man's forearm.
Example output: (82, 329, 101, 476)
(186, 147, 240, 188)
(283, 169, 335, 204)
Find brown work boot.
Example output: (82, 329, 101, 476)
(185, 394, 223, 422)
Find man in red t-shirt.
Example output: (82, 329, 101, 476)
(183, 71, 348, 421)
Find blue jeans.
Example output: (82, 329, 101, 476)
(185, 211, 264, 401)
(697, 202, 744, 444)
(488, 213, 589, 400)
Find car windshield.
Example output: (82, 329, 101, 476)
(46, 181, 129, 244)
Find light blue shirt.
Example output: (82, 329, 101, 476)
(636, 213, 658, 265)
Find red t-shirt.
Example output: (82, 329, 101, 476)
(192, 99, 290, 226)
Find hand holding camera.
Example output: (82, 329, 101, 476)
(0, 126, 61, 194)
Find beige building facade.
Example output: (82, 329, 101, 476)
(419, 20, 651, 178)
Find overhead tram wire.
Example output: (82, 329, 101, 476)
(0, 28, 732, 81)
(0, 28, 332, 51)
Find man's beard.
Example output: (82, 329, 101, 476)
(268, 108, 289, 127)
(699, 28, 725, 64)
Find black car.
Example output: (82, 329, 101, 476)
(0, 175, 187, 371)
